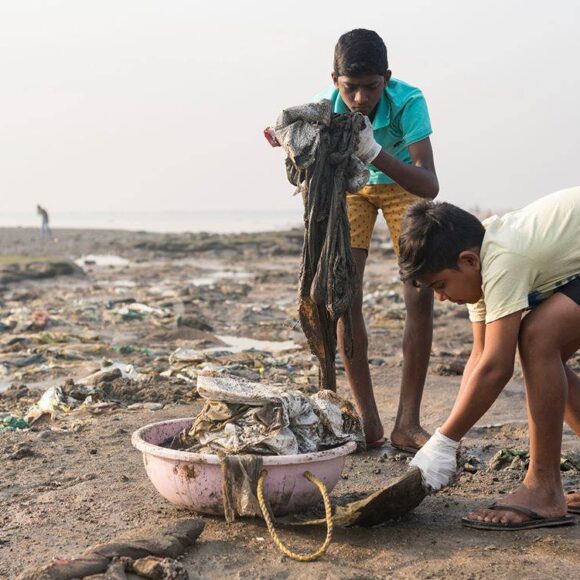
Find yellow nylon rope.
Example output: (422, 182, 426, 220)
(256, 469, 334, 562)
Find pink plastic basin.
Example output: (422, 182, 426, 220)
(132, 417, 356, 516)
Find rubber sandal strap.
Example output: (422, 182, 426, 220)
(487, 503, 543, 520)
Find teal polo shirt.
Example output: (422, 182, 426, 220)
(315, 78, 432, 185)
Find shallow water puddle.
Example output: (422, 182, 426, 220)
(206, 335, 300, 354)
(75, 255, 131, 268)
(190, 269, 252, 286)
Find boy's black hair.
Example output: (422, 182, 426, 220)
(398, 200, 486, 283)
(334, 29, 388, 77)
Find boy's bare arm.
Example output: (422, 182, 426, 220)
(440, 312, 522, 441)
(457, 322, 486, 397)
(370, 137, 439, 199)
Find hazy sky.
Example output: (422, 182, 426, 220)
(1, 1, 579, 213)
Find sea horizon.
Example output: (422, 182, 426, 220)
(0, 209, 304, 235)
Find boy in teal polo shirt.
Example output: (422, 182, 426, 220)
(318, 29, 439, 450)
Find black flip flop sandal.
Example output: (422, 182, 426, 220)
(461, 503, 576, 531)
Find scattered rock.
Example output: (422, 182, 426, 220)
(8, 444, 35, 460)
(434, 359, 465, 376)
(82, 367, 123, 386)
(0, 258, 84, 285)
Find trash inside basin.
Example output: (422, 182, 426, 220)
(132, 417, 357, 516)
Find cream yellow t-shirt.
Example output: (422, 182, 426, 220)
(467, 186, 580, 324)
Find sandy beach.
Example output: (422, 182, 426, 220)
(0, 225, 578, 579)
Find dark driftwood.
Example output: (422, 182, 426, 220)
(279, 467, 427, 528)
(17, 518, 204, 580)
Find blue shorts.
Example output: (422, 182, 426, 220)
(556, 276, 580, 305)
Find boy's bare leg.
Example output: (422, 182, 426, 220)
(563, 340, 580, 434)
(390, 282, 433, 451)
(563, 341, 580, 511)
(337, 248, 384, 444)
(467, 293, 580, 525)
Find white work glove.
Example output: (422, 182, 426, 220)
(410, 428, 460, 492)
(355, 117, 382, 165)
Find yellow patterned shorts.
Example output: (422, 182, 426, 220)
(346, 183, 421, 255)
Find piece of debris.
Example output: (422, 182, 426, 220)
(17, 518, 204, 580)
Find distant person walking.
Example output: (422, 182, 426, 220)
(37, 204, 52, 238)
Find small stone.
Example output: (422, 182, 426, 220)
(434, 360, 465, 376)
(9, 445, 35, 460)
(89, 448, 97, 455)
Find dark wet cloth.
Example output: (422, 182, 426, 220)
(221, 454, 264, 522)
(273, 100, 369, 391)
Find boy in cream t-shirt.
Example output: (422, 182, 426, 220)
(466, 187, 579, 323)
(396, 186, 580, 531)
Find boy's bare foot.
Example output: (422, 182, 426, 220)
(466, 484, 567, 525)
(390, 425, 430, 453)
(566, 491, 580, 512)
(362, 416, 384, 447)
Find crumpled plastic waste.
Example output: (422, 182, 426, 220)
(20, 358, 152, 423)
(0, 414, 28, 432)
(168, 348, 207, 366)
(24, 363, 136, 423)
(0, 307, 53, 333)
(114, 302, 172, 321)
(489, 448, 580, 472)
(489, 448, 529, 470)
(171, 373, 364, 455)
(77, 360, 141, 385)
(91, 361, 141, 382)
(160, 348, 207, 383)
(162, 346, 294, 386)
(25, 385, 92, 423)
